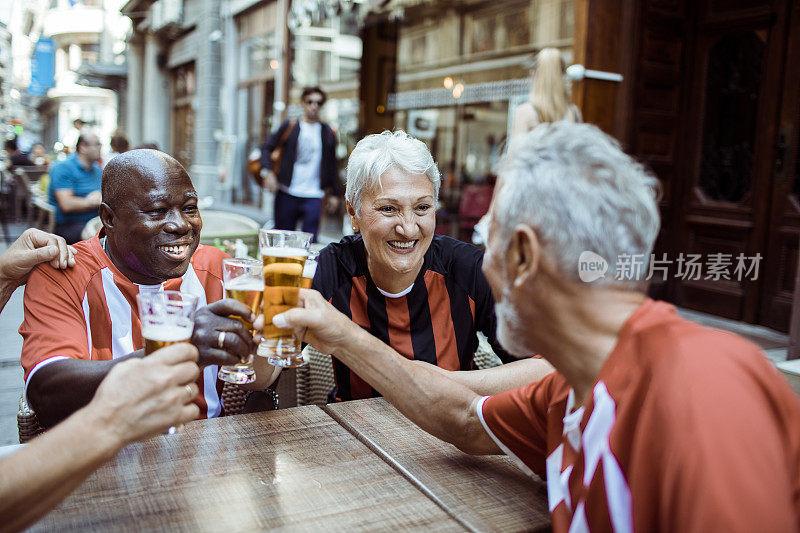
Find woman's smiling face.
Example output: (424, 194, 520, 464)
(349, 167, 436, 292)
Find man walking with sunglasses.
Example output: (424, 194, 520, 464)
(260, 86, 340, 242)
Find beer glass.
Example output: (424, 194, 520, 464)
(219, 258, 264, 384)
(258, 229, 312, 367)
(137, 291, 198, 354)
(136, 290, 198, 435)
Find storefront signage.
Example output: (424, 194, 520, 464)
(389, 78, 529, 110)
(29, 38, 55, 96)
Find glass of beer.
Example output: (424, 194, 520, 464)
(136, 290, 198, 435)
(257, 229, 312, 367)
(137, 291, 198, 354)
(219, 258, 264, 384)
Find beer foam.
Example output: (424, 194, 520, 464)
(260, 247, 309, 258)
(224, 278, 265, 291)
(141, 322, 193, 341)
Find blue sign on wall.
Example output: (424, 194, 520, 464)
(29, 38, 56, 96)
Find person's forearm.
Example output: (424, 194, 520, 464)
(421, 358, 554, 396)
(57, 195, 96, 213)
(240, 354, 280, 391)
(331, 327, 497, 454)
(27, 353, 142, 428)
(0, 406, 124, 531)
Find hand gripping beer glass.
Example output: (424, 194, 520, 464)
(218, 258, 264, 384)
(258, 229, 312, 367)
(136, 290, 198, 434)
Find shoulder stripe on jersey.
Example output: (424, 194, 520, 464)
(81, 294, 92, 356)
(100, 267, 135, 357)
(423, 270, 460, 370)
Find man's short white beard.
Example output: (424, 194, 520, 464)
(495, 285, 531, 357)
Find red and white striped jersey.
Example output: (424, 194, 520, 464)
(478, 299, 800, 532)
(20, 233, 229, 419)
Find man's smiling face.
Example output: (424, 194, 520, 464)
(103, 152, 202, 284)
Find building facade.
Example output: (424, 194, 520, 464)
(15, 0, 129, 153)
(123, 0, 224, 198)
(572, 0, 800, 333)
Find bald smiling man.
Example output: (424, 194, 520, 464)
(21, 149, 279, 427)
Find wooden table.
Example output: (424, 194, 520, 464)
(32, 399, 549, 532)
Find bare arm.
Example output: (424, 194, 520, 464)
(0, 345, 200, 532)
(511, 103, 538, 139)
(241, 352, 281, 390)
(53, 189, 101, 214)
(27, 354, 142, 428)
(414, 357, 553, 396)
(29, 298, 257, 427)
(273, 290, 501, 455)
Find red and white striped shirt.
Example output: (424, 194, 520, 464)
(477, 300, 800, 531)
(20, 233, 229, 419)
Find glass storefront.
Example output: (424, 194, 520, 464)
(394, 100, 512, 242)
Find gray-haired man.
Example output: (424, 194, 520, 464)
(270, 122, 800, 532)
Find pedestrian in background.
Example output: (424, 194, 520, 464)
(4, 137, 33, 170)
(259, 87, 339, 242)
(106, 131, 130, 165)
(473, 47, 584, 246)
(511, 48, 582, 139)
(48, 133, 103, 244)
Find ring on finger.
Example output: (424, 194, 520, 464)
(217, 331, 226, 350)
(185, 384, 194, 402)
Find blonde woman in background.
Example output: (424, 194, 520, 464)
(511, 48, 581, 138)
(473, 48, 582, 246)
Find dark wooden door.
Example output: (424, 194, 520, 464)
(665, 0, 797, 329)
(760, 0, 800, 330)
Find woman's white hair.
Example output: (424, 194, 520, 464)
(346, 130, 441, 216)
(494, 122, 661, 288)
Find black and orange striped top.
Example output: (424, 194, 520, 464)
(312, 234, 514, 401)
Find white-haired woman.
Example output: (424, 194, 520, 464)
(311, 130, 551, 401)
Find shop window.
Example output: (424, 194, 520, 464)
(80, 43, 99, 65)
(559, 0, 574, 40)
(243, 33, 277, 80)
(468, 5, 532, 56)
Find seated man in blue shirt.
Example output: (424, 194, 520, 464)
(48, 133, 103, 244)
